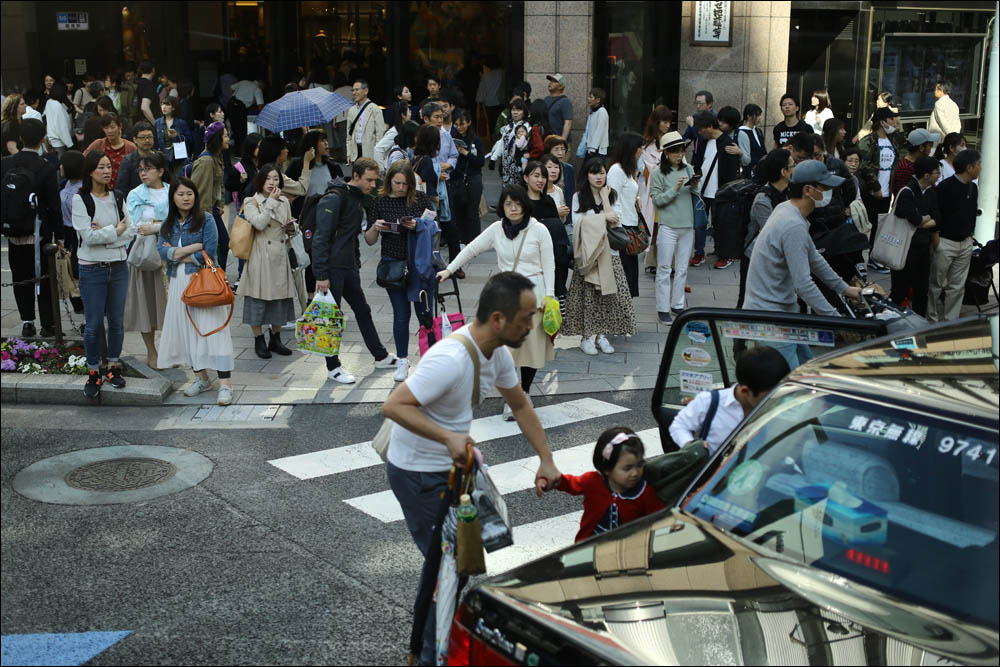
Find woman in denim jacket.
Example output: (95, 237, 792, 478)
(157, 177, 235, 406)
(124, 152, 169, 368)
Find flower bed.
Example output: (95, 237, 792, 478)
(1, 338, 89, 375)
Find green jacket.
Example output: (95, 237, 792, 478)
(857, 130, 905, 194)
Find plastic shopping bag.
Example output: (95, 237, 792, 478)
(295, 291, 345, 356)
(542, 296, 562, 336)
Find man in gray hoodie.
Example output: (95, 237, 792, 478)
(743, 160, 862, 367)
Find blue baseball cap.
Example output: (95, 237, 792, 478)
(790, 159, 845, 187)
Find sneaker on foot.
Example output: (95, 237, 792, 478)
(374, 353, 398, 369)
(580, 337, 599, 356)
(689, 253, 705, 267)
(713, 258, 734, 269)
(394, 358, 410, 382)
(596, 335, 615, 354)
(658, 311, 672, 324)
(84, 369, 102, 398)
(671, 307, 685, 317)
(183, 378, 213, 397)
(328, 367, 356, 384)
(217, 385, 233, 406)
(868, 261, 890, 274)
(105, 365, 126, 389)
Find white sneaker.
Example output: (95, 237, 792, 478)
(580, 337, 599, 356)
(183, 378, 213, 397)
(328, 367, 356, 384)
(217, 385, 233, 406)
(374, 353, 398, 369)
(597, 335, 615, 354)
(394, 358, 410, 382)
(282, 321, 296, 330)
(502, 403, 515, 421)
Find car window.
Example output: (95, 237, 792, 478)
(659, 316, 884, 412)
(684, 385, 999, 630)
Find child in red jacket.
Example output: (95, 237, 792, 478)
(553, 427, 665, 542)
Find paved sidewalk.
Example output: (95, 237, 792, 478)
(4, 168, 988, 405)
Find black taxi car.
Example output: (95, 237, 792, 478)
(446, 309, 999, 666)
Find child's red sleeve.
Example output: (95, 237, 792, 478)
(643, 485, 666, 513)
(556, 473, 589, 496)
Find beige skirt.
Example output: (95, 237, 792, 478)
(123, 264, 167, 333)
(509, 309, 555, 370)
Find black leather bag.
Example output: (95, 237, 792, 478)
(607, 225, 630, 251)
(376, 258, 408, 289)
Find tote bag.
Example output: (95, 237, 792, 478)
(127, 234, 162, 271)
(871, 186, 917, 271)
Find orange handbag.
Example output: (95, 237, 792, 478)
(181, 250, 234, 336)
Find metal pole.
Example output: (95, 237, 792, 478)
(42, 243, 64, 347)
(976, 4, 999, 243)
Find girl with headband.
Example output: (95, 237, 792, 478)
(550, 427, 663, 542)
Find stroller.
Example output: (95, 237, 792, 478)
(963, 238, 999, 312)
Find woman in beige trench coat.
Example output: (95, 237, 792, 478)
(237, 164, 298, 359)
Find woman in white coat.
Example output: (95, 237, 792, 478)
(437, 184, 555, 419)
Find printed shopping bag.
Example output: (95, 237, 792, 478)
(295, 291, 345, 356)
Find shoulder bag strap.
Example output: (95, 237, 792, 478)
(348, 101, 372, 137)
(511, 222, 532, 273)
(700, 149, 720, 196)
(698, 389, 721, 441)
(448, 333, 481, 407)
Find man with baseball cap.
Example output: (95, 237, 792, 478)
(891, 128, 940, 196)
(544, 73, 573, 142)
(858, 105, 905, 272)
(743, 160, 863, 367)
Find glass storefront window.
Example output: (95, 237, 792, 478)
(880, 34, 985, 117)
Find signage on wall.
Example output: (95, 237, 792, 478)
(691, 1, 732, 47)
(57, 12, 89, 31)
(74, 59, 87, 75)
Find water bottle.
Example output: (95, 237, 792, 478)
(457, 494, 478, 522)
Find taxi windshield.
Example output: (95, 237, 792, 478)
(684, 385, 999, 630)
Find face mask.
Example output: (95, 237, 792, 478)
(811, 187, 832, 207)
(882, 122, 896, 135)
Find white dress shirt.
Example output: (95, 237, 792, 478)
(669, 386, 745, 453)
(43, 99, 74, 148)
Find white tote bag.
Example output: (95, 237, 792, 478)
(870, 186, 917, 271)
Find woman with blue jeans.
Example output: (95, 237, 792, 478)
(363, 160, 435, 383)
(72, 150, 135, 398)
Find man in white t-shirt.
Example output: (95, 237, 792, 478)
(382, 271, 561, 665)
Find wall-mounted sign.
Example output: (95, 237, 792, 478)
(74, 59, 87, 75)
(57, 12, 89, 30)
(691, 1, 732, 47)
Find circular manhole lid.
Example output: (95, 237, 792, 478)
(13, 445, 213, 505)
(65, 457, 177, 491)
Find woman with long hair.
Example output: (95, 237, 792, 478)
(376, 100, 412, 168)
(72, 151, 135, 398)
(933, 131, 965, 184)
(437, 184, 555, 416)
(805, 89, 834, 134)
(154, 96, 193, 178)
(606, 131, 646, 297)
(1, 93, 25, 156)
(363, 160, 436, 381)
(450, 107, 487, 245)
(822, 117, 847, 159)
(124, 152, 170, 368)
(157, 177, 235, 406)
(44, 82, 75, 154)
(238, 163, 299, 359)
(286, 129, 344, 201)
(563, 158, 637, 355)
(638, 105, 672, 271)
(648, 132, 696, 323)
(190, 121, 232, 276)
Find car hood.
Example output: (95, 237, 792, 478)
(475, 509, 1000, 665)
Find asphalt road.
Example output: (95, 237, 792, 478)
(1, 389, 658, 665)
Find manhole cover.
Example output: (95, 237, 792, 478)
(65, 458, 177, 491)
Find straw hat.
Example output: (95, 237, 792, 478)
(659, 131, 689, 151)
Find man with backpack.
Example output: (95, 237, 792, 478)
(311, 157, 398, 384)
(1, 119, 64, 337)
(669, 345, 789, 452)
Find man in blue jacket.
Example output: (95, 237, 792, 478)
(312, 157, 398, 383)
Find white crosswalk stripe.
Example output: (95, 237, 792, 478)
(267, 398, 630, 480)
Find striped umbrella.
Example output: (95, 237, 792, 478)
(254, 87, 354, 133)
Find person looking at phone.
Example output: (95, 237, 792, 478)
(743, 160, 862, 368)
(364, 161, 436, 382)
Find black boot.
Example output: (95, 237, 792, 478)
(268, 330, 293, 356)
(254, 334, 272, 359)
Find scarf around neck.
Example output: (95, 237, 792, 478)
(501, 217, 529, 240)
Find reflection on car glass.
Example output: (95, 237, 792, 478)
(721, 321, 836, 347)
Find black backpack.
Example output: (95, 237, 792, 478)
(712, 178, 760, 259)
(298, 185, 344, 254)
(1, 164, 38, 237)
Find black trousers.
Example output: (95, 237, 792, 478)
(890, 232, 931, 317)
(7, 241, 53, 327)
(619, 253, 639, 297)
(736, 253, 751, 308)
(456, 174, 483, 244)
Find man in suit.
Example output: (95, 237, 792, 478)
(346, 79, 385, 164)
(927, 81, 961, 150)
